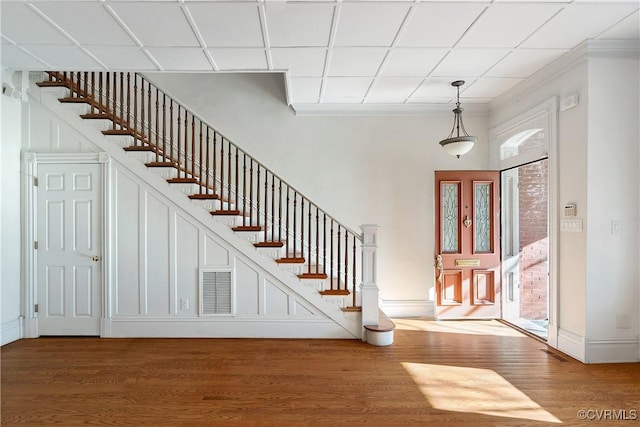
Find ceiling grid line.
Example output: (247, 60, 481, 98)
(360, 1, 419, 104)
(181, 3, 217, 71)
(257, 1, 274, 71)
(0, 0, 638, 112)
(319, 2, 342, 102)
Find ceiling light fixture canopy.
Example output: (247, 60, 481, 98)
(439, 80, 477, 158)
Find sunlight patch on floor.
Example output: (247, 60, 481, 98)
(403, 362, 561, 423)
(394, 318, 527, 337)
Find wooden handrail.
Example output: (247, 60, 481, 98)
(43, 71, 363, 304)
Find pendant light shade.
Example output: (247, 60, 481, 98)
(439, 80, 476, 158)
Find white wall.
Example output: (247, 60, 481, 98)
(145, 73, 489, 316)
(490, 41, 640, 362)
(0, 72, 24, 345)
(0, 79, 22, 345)
(585, 55, 639, 362)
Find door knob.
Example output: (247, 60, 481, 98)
(91, 255, 101, 262)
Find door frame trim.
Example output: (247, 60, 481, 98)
(22, 152, 110, 337)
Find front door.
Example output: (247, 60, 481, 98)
(434, 171, 501, 319)
(37, 162, 102, 335)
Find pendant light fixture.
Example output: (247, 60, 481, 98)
(439, 80, 476, 158)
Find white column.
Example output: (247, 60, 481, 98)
(360, 224, 379, 328)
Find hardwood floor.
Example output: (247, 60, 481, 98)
(2, 319, 639, 426)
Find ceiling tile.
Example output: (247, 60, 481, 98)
(328, 48, 388, 77)
(398, 2, 486, 47)
(522, 3, 639, 48)
(147, 47, 211, 71)
(84, 45, 158, 69)
(209, 48, 267, 70)
(0, 2, 70, 45)
(366, 77, 424, 103)
(597, 10, 640, 40)
(266, 3, 334, 47)
(271, 48, 327, 77)
(289, 78, 321, 103)
(458, 3, 563, 48)
(0, 44, 51, 69)
(431, 48, 510, 77)
(486, 48, 568, 78)
(187, 3, 263, 47)
(381, 48, 448, 77)
(463, 77, 524, 98)
(410, 78, 478, 100)
(323, 77, 373, 98)
(109, 2, 198, 47)
(32, 2, 135, 45)
(23, 45, 104, 69)
(334, 2, 410, 47)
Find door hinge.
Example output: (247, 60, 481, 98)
(34, 241, 38, 250)
(34, 304, 39, 313)
(33, 176, 38, 187)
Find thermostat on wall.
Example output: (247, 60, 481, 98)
(564, 203, 576, 217)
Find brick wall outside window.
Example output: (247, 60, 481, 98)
(518, 159, 548, 320)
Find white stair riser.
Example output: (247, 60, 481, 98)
(105, 134, 135, 148)
(234, 230, 263, 244)
(170, 183, 200, 195)
(255, 246, 285, 260)
(125, 151, 156, 164)
(148, 167, 178, 180)
(83, 119, 113, 132)
(212, 215, 243, 227)
(190, 199, 221, 211)
(40, 87, 70, 99)
(60, 102, 91, 115)
(278, 263, 305, 276)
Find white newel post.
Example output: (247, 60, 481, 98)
(360, 224, 379, 332)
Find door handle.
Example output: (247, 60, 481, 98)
(435, 254, 443, 285)
(91, 255, 101, 262)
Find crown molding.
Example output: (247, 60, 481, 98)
(489, 39, 640, 111)
(290, 102, 489, 117)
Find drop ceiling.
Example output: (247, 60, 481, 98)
(1, 0, 639, 113)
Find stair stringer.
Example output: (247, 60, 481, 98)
(30, 83, 362, 339)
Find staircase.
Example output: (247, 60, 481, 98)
(34, 71, 391, 343)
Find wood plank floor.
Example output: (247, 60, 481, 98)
(2, 319, 639, 426)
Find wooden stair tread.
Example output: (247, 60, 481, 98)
(254, 241, 284, 248)
(298, 273, 328, 279)
(211, 210, 241, 216)
(364, 309, 395, 332)
(122, 145, 154, 151)
(37, 81, 68, 87)
(319, 289, 350, 296)
(145, 162, 176, 168)
(58, 97, 90, 103)
(232, 226, 262, 232)
(167, 177, 198, 184)
(80, 113, 111, 120)
(104, 129, 135, 136)
(276, 257, 305, 264)
(342, 306, 362, 312)
(189, 194, 219, 200)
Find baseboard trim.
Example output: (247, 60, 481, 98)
(1, 317, 22, 345)
(586, 337, 640, 363)
(557, 327, 586, 362)
(379, 299, 433, 318)
(106, 317, 356, 339)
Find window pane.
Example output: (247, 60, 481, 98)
(500, 128, 544, 161)
(474, 183, 491, 253)
(442, 183, 459, 253)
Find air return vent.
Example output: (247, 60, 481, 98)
(200, 269, 233, 315)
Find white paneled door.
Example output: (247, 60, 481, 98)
(37, 163, 102, 335)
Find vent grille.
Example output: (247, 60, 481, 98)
(200, 270, 232, 315)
